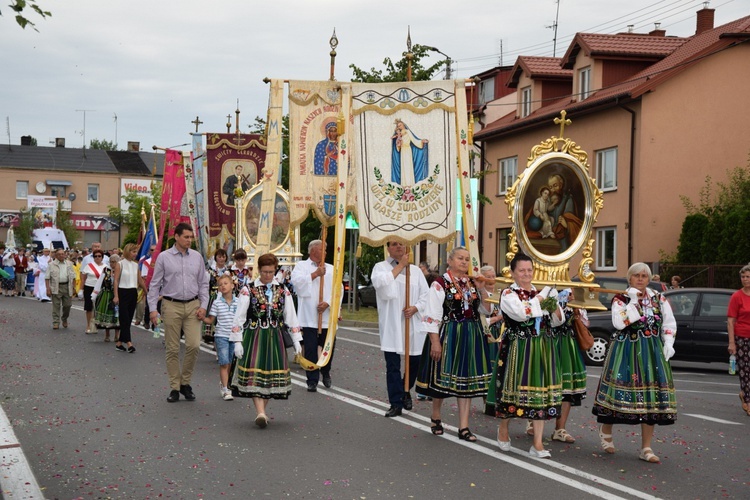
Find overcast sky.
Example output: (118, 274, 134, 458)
(1, 0, 745, 152)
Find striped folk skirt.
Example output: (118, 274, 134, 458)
(231, 326, 291, 400)
(94, 289, 119, 329)
(495, 333, 562, 420)
(592, 333, 676, 425)
(555, 330, 587, 405)
(416, 319, 492, 399)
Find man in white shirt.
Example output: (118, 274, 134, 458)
(290, 240, 342, 392)
(371, 241, 429, 417)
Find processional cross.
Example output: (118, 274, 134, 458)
(191, 116, 203, 133)
(554, 110, 571, 138)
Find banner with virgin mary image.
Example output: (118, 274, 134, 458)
(351, 80, 459, 246)
(288, 80, 347, 227)
(205, 133, 266, 244)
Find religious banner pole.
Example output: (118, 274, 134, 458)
(317, 224, 327, 334)
(253, 80, 284, 268)
(402, 31, 413, 393)
(329, 29, 338, 81)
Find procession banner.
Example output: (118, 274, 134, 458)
(351, 80, 458, 246)
(191, 133, 209, 257)
(453, 82, 482, 275)
(158, 149, 188, 241)
(288, 80, 356, 227)
(253, 79, 285, 261)
(315, 83, 352, 369)
(205, 133, 266, 250)
(182, 152, 201, 253)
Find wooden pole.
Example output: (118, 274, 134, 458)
(403, 246, 411, 393)
(318, 225, 327, 334)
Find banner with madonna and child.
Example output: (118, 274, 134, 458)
(351, 80, 474, 254)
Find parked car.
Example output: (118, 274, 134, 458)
(358, 283, 377, 308)
(574, 276, 667, 311)
(583, 288, 733, 366)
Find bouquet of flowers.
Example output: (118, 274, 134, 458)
(540, 296, 559, 314)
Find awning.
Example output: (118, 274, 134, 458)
(46, 180, 72, 186)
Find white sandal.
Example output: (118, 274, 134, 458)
(598, 425, 615, 454)
(525, 420, 534, 436)
(551, 428, 575, 443)
(639, 447, 660, 463)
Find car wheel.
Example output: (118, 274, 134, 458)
(584, 332, 610, 367)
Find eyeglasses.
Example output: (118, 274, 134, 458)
(93, 254, 103, 258)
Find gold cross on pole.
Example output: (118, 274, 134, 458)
(554, 110, 571, 138)
(191, 116, 203, 133)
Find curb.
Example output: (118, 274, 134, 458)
(339, 319, 379, 329)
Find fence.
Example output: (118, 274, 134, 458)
(659, 264, 745, 289)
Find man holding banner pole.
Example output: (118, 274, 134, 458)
(372, 241, 429, 417)
(291, 239, 341, 392)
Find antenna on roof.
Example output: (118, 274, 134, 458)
(113, 113, 118, 150)
(75, 109, 96, 156)
(546, 0, 562, 57)
(5, 116, 10, 151)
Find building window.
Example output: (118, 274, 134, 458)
(596, 227, 616, 270)
(479, 77, 495, 105)
(596, 147, 617, 191)
(16, 181, 28, 199)
(498, 156, 517, 195)
(50, 185, 67, 198)
(87, 184, 99, 202)
(579, 66, 591, 100)
(521, 86, 531, 117)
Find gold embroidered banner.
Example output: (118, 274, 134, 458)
(288, 80, 357, 227)
(351, 80, 459, 246)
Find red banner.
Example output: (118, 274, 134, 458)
(205, 133, 266, 240)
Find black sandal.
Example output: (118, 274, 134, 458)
(458, 427, 477, 442)
(430, 418, 444, 436)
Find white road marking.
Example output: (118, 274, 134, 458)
(287, 372, 656, 500)
(0, 405, 44, 498)
(681, 414, 744, 425)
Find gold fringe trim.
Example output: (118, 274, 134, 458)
(353, 102, 455, 117)
(206, 136, 267, 151)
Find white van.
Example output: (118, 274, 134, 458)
(32, 228, 70, 251)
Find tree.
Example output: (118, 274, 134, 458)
(89, 138, 118, 151)
(56, 201, 80, 249)
(677, 162, 750, 264)
(107, 185, 161, 248)
(350, 44, 447, 83)
(1, 0, 51, 31)
(15, 207, 36, 248)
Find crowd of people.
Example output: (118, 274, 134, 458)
(3, 228, 749, 455)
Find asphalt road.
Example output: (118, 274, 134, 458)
(1, 296, 747, 499)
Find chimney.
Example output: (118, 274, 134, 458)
(696, 6, 715, 35)
(126, 141, 140, 152)
(21, 135, 32, 146)
(649, 23, 666, 37)
(55, 138, 65, 148)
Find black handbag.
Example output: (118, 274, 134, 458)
(281, 326, 294, 349)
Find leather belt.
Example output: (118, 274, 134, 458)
(163, 296, 198, 303)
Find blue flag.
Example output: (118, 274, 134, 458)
(137, 213, 157, 270)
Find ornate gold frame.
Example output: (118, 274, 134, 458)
(500, 112, 605, 308)
(235, 183, 302, 267)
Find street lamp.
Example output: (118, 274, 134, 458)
(425, 46, 452, 80)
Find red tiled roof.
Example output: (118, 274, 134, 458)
(508, 56, 571, 88)
(561, 33, 689, 68)
(475, 15, 750, 141)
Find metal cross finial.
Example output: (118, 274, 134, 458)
(191, 116, 203, 133)
(226, 114, 232, 133)
(554, 110, 572, 138)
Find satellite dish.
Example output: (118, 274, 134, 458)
(68, 192, 77, 201)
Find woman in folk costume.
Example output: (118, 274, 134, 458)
(495, 253, 564, 459)
(229, 253, 303, 428)
(592, 262, 677, 463)
(81, 250, 106, 334)
(548, 288, 587, 444)
(415, 246, 493, 442)
(92, 254, 121, 343)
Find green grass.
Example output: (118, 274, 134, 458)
(341, 306, 379, 323)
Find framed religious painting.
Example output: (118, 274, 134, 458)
(235, 184, 302, 267)
(502, 112, 603, 285)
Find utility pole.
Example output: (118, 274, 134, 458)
(75, 109, 96, 154)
